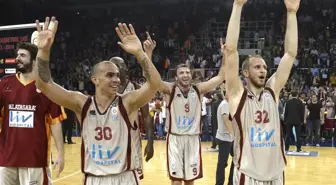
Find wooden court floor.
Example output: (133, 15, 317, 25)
(52, 137, 336, 185)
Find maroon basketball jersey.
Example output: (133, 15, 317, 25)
(0, 73, 64, 167)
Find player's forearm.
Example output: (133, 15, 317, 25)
(135, 51, 161, 87)
(284, 12, 298, 57)
(35, 50, 53, 88)
(51, 123, 65, 156)
(145, 50, 153, 62)
(225, 2, 243, 51)
(144, 116, 154, 144)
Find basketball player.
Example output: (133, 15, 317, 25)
(224, 0, 300, 184)
(110, 56, 154, 179)
(33, 17, 162, 185)
(156, 36, 226, 185)
(0, 42, 65, 185)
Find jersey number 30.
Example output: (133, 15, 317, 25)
(255, 110, 269, 124)
(95, 127, 112, 141)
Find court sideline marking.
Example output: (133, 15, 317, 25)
(53, 170, 81, 182)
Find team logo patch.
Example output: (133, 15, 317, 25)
(191, 93, 196, 99)
(112, 107, 118, 114)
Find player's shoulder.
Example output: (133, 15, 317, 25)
(0, 74, 16, 83)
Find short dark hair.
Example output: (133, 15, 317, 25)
(242, 55, 263, 70)
(16, 42, 38, 62)
(175, 63, 191, 76)
(291, 91, 298, 97)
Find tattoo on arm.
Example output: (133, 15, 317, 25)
(37, 57, 51, 83)
(139, 57, 151, 80)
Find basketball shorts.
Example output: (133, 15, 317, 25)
(0, 166, 52, 185)
(233, 168, 284, 185)
(131, 122, 144, 180)
(83, 170, 140, 185)
(167, 134, 203, 181)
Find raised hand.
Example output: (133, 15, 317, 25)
(234, 0, 247, 5)
(220, 38, 227, 56)
(143, 32, 156, 53)
(35, 17, 58, 51)
(284, 0, 301, 12)
(115, 23, 143, 56)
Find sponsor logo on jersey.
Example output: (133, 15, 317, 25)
(5, 86, 12, 92)
(250, 127, 276, 148)
(177, 115, 196, 129)
(91, 144, 121, 165)
(9, 110, 34, 128)
(9, 104, 36, 111)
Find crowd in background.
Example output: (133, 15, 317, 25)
(0, 0, 336, 140)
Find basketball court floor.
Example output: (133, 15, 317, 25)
(52, 137, 336, 185)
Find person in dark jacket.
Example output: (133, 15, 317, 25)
(62, 107, 76, 144)
(211, 91, 223, 149)
(284, 91, 305, 152)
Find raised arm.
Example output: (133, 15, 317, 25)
(266, 0, 300, 98)
(115, 23, 161, 111)
(224, 0, 246, 113)
(143, 32, 156, 62)
(196, 39, 226, 94)
(143, 32, 173, 95)
(34, 17, 86, 114)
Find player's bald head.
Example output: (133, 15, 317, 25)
(110, 57, 127, 70)
(92, 61, 118, 76)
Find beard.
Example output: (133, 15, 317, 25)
(249, 77, 265, 89)
(16, 61, 33, 73)
(177, 79, 191, 88)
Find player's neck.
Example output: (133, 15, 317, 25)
(246, 83, 263, 98)
(17, 72, 34, 83)
(95, 91, 116, 112)
(177, 83, 191, 94)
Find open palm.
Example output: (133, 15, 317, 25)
(284, 0, 300, 12)
(115, 23, 143, 55)
(35, 17, 58, 51)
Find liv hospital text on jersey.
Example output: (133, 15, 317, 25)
(90, 144, 122, 165)
(8, 104, 36, 128)
(250, 127, 276, 148)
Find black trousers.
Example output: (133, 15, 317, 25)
(285, 123, 302, 151)
(211, 120, 218, 148)
(62, 121, 73, 142)
(215, 139, 234, 185)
